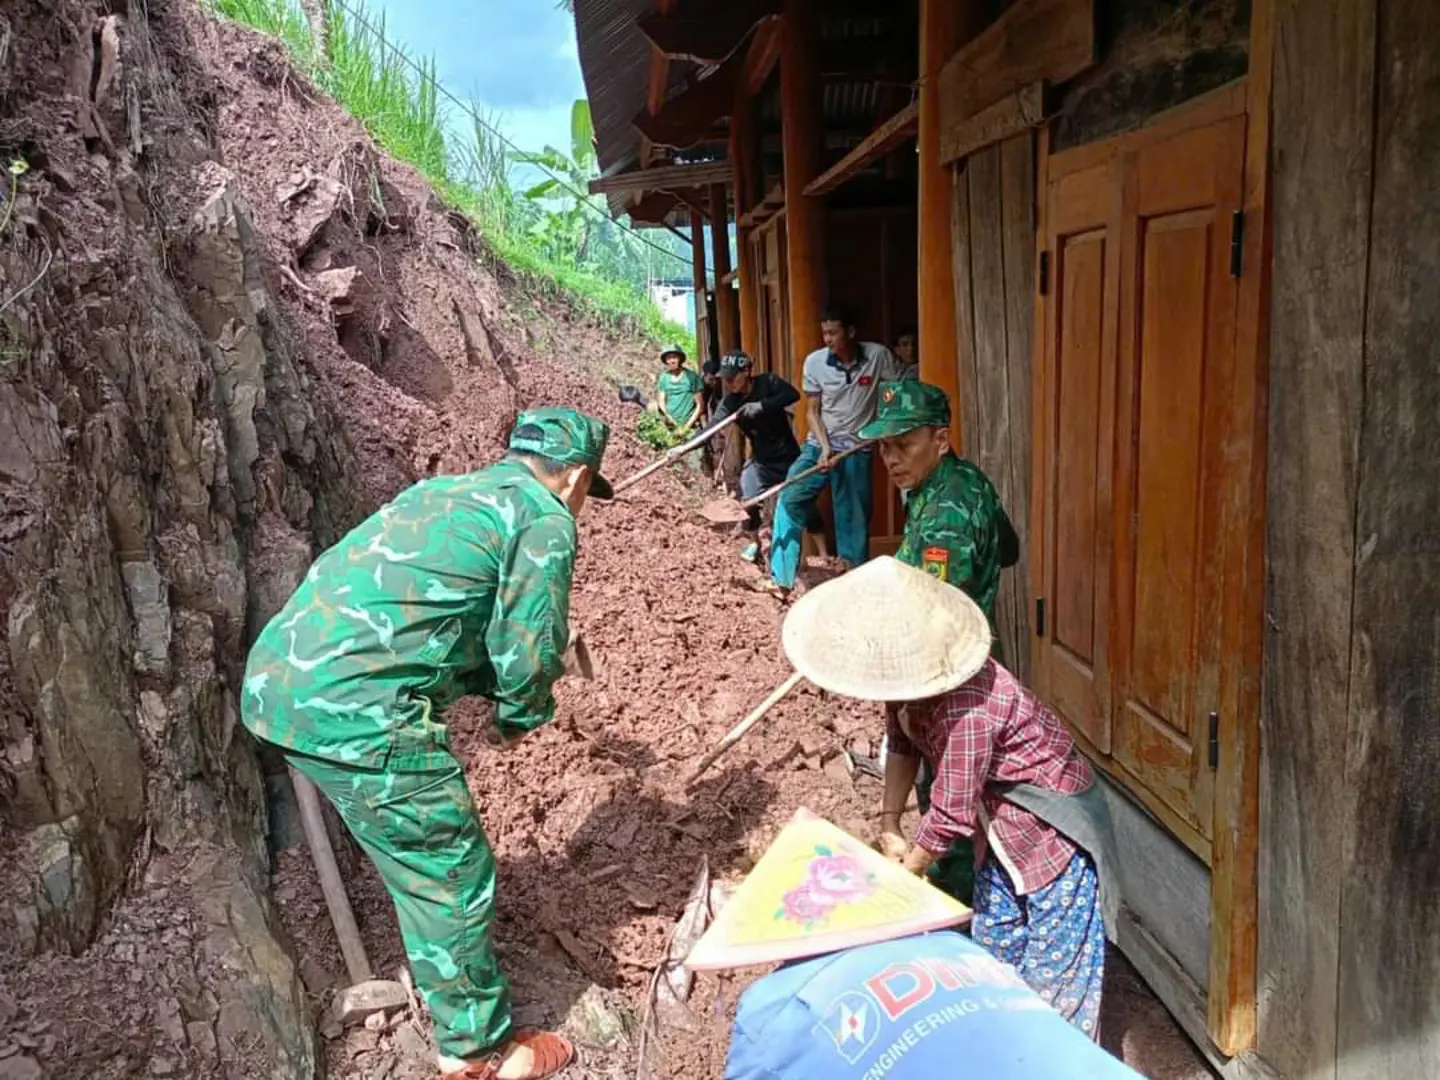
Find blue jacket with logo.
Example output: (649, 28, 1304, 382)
(725, 932, 1142, 1080)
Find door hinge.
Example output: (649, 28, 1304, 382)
(1229, 211, 1245, 278)
(1035, 596, 1047, 638)
(1038, 251, 1050, 296)
(1208, 711, 1220, 770)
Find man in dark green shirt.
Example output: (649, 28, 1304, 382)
(858, 381, 1019, 903)
(653, 344, 705, 432)
(242, 407, 611, 1080)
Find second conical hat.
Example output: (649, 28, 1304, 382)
(781, 555, 992, 702)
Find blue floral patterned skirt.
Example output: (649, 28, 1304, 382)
(971, 849, 1105, 1040)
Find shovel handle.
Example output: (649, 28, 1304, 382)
(687, 671, 806, 785)
(737, 443, 870, 511)
(291, 768, 374, 984)
(612, 412, 741, 495)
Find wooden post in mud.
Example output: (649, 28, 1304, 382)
(780, 0, 825, 435)
(709, 183, 738, 356)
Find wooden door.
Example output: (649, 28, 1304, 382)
(1036, 159, 1119, 754)
(1109, 116, 1245, 841)
(1035, 95, 1248, 856)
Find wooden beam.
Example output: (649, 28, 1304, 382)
(1332, 1, 1440, 1077)
(803, 101, 919, 197)
(918, 0, 984, 431)
(636, 1, 779, 64)
(710, 182, 739, 354)
(781, 0, 826, 425)
(939, 80, 1047, 165)
(938, 0, 1095, 130)
(1208, 0, 1272, 1058)
(634, 43, 747, 149)
(690, 208, 708, 308)
(740, 17, 783, 97)
(1259, 0, 1375, 1074)
(588, 160, 733, 196)
(732, 92, 762, 355)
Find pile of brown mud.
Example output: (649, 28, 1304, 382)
(0, 2, 1214, 1078)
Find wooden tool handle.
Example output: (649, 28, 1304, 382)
(291, 767, 374, 985)
(612, 412, 741, 495)
(686, 671, 806, 785)
(737, 443, 869, 511)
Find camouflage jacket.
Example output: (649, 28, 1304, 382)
(895, 453, 1019, 625)
(241, 460, 577, 770)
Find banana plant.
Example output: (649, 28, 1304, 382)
(512, 99, 600, 263)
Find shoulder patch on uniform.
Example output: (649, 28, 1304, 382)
(921, 545, 949, 582)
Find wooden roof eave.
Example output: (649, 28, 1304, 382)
(588, 159, 735, 197)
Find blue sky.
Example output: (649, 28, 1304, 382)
(370, 0, 586, 162)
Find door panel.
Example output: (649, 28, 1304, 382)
(1038, 162, 1116, 754)
(1111, 118, 1245, 839)
(1036, 108, 1247, 856)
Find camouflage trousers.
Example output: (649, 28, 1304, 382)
(286, 751, 512, 1059)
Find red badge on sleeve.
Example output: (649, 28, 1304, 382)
(858, 375, 873, 386)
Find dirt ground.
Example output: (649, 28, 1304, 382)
(0, 4, 1217, 1078)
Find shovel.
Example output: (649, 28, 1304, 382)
(611, 412, 741, 496)
(686, 670, 806, 785)
(697, 443, 870, 525)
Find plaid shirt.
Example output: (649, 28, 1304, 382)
(888, 659, 1093, 894)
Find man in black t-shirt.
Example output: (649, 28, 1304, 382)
(708, 351, 803, 536)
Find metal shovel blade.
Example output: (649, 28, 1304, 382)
(698, 497, 749, 524)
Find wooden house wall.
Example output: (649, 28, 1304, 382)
(1048, 0, 1250, 152)
(950, 134, 1035, 682)
(1261, 0, 1440, 1077)
(943, 0, 1270, 1065)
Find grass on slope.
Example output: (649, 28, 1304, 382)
(205, 0, 695, 353)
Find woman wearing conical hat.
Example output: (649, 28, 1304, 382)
(781, 558, 1120, 1040)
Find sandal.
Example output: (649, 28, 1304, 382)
(441, 1029, 575, 1080)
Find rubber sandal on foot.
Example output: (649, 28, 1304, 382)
(441, 1029, 575, 1080)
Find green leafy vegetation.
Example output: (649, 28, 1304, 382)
(205, 0, 695, 352)
(634, 410, 687, 452)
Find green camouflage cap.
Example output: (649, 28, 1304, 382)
(857, 380, 952, 440)
(508, 406, 614, 499)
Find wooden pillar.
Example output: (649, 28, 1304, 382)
(917, 0, 981, 424)
(780, 0, 826, 437)
(690, 208, 708, 364)
(709, 183, 739, 355)
(732, 99, 762, 355)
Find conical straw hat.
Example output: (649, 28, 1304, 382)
(781, 556, 993, 701)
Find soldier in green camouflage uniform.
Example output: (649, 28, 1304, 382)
(241, 407, 612, 1080)
(860, 381, 1019, 905)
